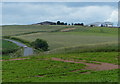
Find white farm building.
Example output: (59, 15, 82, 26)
(88, 22, 113, 27)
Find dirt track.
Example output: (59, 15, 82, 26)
(60, 28, 76, 32)
(1, 57, 119, 71)
(51, 58, 119, 71)
(0, 58, 29, 61)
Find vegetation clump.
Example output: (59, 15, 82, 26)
(31, 39, 49, 51)
(2, 39, 19, 54)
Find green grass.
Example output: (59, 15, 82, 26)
(2, 39, 19, 54)
(2, 39, 18, 49)
(14, 31, 117, 50)
(46, 52, 118, 64)
(2, 25, 118, 51)
(72, 26, 118, 34)
(2, 52, 119, 82)
(2, 25, 119, 82)
(2, 25, 118, 36)
(35, 52, 118, 64)
(2, 25, 74, 36)
(48, 42, 118, 54)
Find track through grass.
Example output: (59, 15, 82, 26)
(2, 52, 119, 82)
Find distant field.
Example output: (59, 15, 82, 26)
(2, 25, 118, 36)
(2, 25, 75, 36)
(72, 27, 118, 34)
(3, 25, 118, 51)
(15, 32, 117, 50)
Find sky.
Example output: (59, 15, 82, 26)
(1, 2, 118, 26)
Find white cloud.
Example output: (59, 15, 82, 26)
(68, 6, 115, 23)
(2, 3, 117, 25)
(105, 10, 118, 23)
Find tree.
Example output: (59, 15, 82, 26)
(31, 39, 49, 51)
(60, 22, 64, 25)
(74, 23, 84, 26)
(57, 21, 61, 25)
(64, 23, 67, 25)
(101, 24, 104, 27)
(80, 23, 84, 26)
(71, 23, 74, 25)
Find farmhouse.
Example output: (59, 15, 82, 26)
(33, 21, 56, 25)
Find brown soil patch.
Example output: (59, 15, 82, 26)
(0, 58, 30, 61)
(51, 58, 119, 71)
(60, 28, 76, 32)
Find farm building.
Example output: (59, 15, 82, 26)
(102, 22, 113, 27)
(33, 21, 56, 25)
(88, 22, 113, 27)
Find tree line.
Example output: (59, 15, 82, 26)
(56, 21, 84, 26)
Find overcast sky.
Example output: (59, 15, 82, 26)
(2, 2, 118, 25)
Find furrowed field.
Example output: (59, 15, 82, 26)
(2, 25, 119, 82)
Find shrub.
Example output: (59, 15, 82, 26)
(31, 39, 49, 51)
(2, 36, 11, 39)
(2, 48, 19, 54)
(2, 39, 20, 54)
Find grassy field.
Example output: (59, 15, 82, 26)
(14, 31, 117, 50)
(3, 25, 118, 50)
(2, 25, 119, 82)
(2, 25, 76, 36)
(2, 25, 118, 36)
(2, 52, 119, 82)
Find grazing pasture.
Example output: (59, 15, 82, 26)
(15, 31, 117, 50)
(2, 52, 119, 82)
